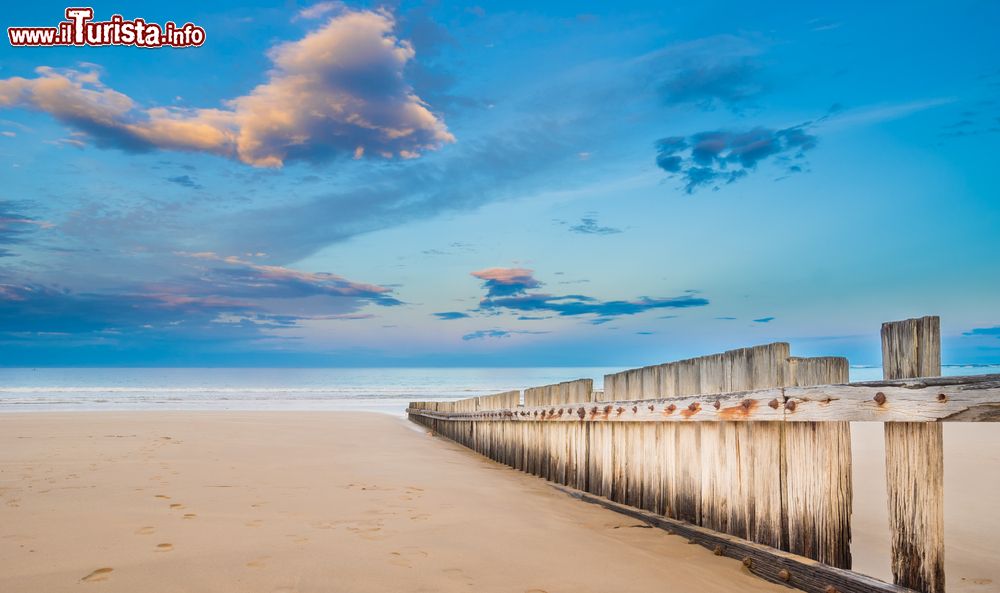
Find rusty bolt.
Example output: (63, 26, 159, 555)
(742, 557, 752, 568)
(768, 398, 780, 409)
(937, 393, 948, 403)
(785, 400, 797, 412)
(713, 400, 721, 410)
(632, 406, 638, 414)
(874, 392, 887, 405)
(778, 569, 791, 582)
(667, 404, 677, 412)
(713, 545, 724, 556)
(741, 399, 753, 410)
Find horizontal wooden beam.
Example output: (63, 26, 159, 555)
(549, 483, 916, 593)
(407, 373, 1000, 423)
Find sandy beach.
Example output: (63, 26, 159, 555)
(1, 412, 791, 593)
(1, 412, 997, 593)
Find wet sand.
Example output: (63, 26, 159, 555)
(0, 412, 788, 593)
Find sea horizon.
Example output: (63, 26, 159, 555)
(3, 364, 997, 413)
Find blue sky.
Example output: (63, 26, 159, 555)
(0, 0, 998, 367)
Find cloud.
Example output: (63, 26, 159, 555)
(963, 326, 1000, 338)
(295, 1, 344, 21)
(0, 201, 48, 257)
(466, 267, 709, 323)
(177, 252, 401, 305)
(433, 311, 470, 320)
(646, 35, 765, 111)
(461, 329, 548, 341)
(567, 216, 622, 235)
(0, 252, 399, 350)
(0, 9, 453, 167)
(471, 267, 542, 297)
(753, 316, 775, 323)
(655, 123, 818, 192)
(166, 175, 202, 189)
(480, 293, 709, 320)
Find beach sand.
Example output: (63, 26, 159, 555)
(0, 412, 788, 593)
(0, 413, 996, 593)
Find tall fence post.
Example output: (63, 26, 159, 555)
(882, 316, 945, 593)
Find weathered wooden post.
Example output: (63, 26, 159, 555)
(882, 316, 945, 593)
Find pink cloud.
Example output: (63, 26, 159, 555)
(0, 9, 453, 167)
(470, 267, 541, 297)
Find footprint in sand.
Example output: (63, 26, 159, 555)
(155, 494, 171, 500)
(388, 548, 428, 568)
(169, 503, 184, 510)
(155, 543, 173, 552)
(442, 568, 474, 587)
(246, 557, 269, 568)
(135, 526, 156, 535)
(80, 568, 113, 582)
(183, 513, 197, 520)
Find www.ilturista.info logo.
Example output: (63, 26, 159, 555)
(8, 8, 205, 48)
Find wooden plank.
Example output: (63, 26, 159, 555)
(882, 316, 945, 593)
(407, 373, 1000, 423)
(785, 378, 1000, 422)
(783, 357, 852, 569)
(550, 483, 916, 593)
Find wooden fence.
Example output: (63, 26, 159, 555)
(407, 316, 1000, 593)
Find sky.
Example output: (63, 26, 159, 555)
(0, 0, 998, 367)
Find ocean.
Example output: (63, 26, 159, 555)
(1, 365, 997, 414)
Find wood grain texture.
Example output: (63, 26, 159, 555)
(882, 316, 944, 593)
(525, 379, 593, 406)
(410, 374, 1000, 423)
(783, 357, 852, 569)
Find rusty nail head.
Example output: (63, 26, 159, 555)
(874, 392, 887, 405)
(667, 404, 677, 412)
(648, 404, 655, 412)
(768, 398, 780, 409)
(937, 393, 947, 403)
(741, 399, 753, 410)
(778, 569, 791, 581)
(616, 407, 624, 414)
(713, 400, 721, 410)
(558, 408, 564, 414)
(604, 405, 613, 413)
(632, 406, 638, 414)
(688, 402, 699, 412)
(591, 406, 598, 414)
(785, 400, 797, 412)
